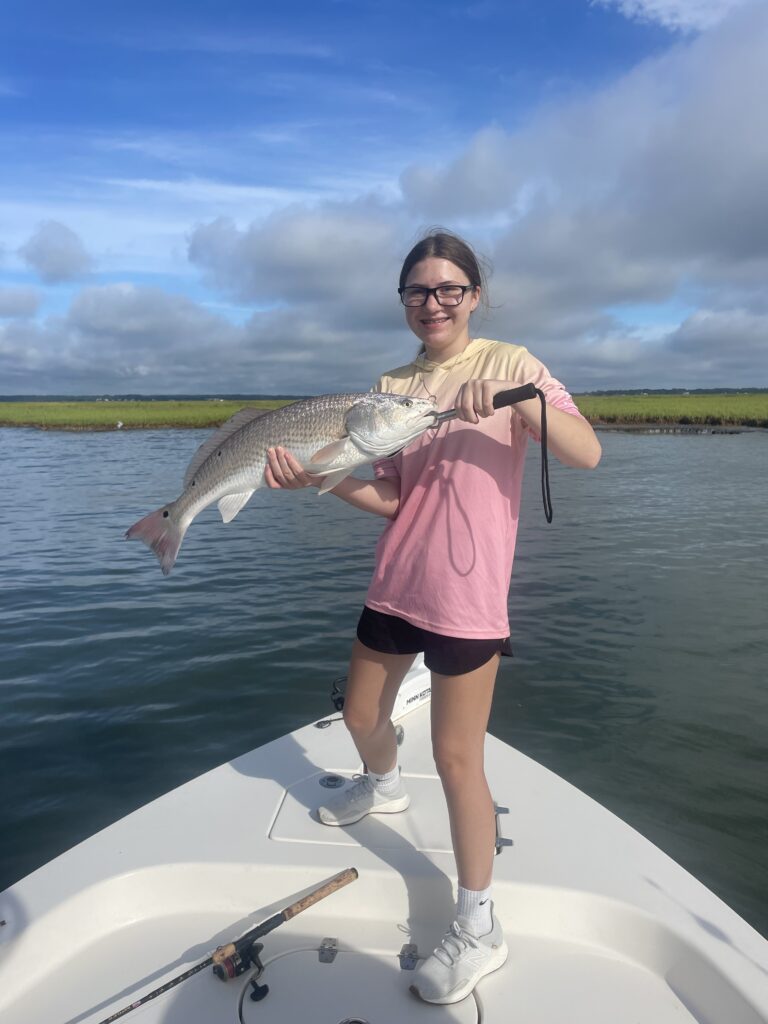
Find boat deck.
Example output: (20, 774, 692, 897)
(1, 661, 766, 1023)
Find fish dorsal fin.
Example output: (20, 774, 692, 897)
(184, 408, 267, 487)
(218, 490, 255, 523)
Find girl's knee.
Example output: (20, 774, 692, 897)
(342, 699, 387, 741)
(432, 743, 484, 786)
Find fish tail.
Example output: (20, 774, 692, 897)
(125, 504, 188, 576)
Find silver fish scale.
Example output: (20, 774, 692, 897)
(206, 392, 363, 473)
(177, 393, 369, 517)
(245, 392, 366, 453)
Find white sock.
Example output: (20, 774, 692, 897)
(369, 764, 401, 796)
(457, 885, 493, 937)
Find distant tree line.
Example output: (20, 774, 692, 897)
(579, 388, 768, 396)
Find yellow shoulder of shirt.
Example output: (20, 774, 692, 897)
(375, 340, 531, 392)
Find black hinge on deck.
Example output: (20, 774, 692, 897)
(495, 804, 514, 854)
(319, 937, 338, 963)
(399, 943, 418, 970)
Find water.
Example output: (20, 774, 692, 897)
(1, 426, 766, 937)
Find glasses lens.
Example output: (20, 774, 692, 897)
(401, 287, 427, 306)
(436, 286, 465, 305)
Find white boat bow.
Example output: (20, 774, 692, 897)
(1, 657, 766, 1023)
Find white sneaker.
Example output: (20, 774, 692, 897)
(409, 905, 508, 1005)
(317, 772, 410, 826)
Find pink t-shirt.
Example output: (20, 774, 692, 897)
(364, 338, 586, 639)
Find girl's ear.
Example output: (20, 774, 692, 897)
(470, 287, 481, 313)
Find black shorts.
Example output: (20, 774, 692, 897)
(356, 606, 513, 677)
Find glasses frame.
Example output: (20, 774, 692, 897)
(398, 284, 476, 307)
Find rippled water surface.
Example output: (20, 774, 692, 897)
(1, 426, 766, 936)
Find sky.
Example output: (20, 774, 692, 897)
(0, 0, 766, 394)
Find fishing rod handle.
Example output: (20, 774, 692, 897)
(212, 867, 359, 962)
(492, 383, 538, 408)
(284, 867, 359, 920)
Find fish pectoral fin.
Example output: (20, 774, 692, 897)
(218, 490, 255, 523)
(308, 437, 352, 468)
(316, 468, 354, 496)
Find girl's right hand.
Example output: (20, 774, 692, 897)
(265, 447, 321, 489)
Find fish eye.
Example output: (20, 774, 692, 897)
(403, 399, 412, 407)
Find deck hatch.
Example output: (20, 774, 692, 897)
(270, 772, 454, 853)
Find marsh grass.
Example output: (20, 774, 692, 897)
(0, 399, 290, 429)
(574, 393, 768, 428)
(0, 394, 766, 429)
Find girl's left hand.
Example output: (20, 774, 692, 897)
(454, 379, 526, 423)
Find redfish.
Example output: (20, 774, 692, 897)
(125, 392, 436, 575)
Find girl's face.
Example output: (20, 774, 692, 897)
(403, 257, 480, 363)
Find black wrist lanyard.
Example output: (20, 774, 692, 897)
(536, 389, 553, 523)
(430, 383, 553, 522)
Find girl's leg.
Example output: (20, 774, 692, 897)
(409, 654, 507, 1005)
(430, 654, 500, 891)
(317, 641, 415, 827)
(342, 639, 416, 774)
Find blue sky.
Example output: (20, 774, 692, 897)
(1, 0, 766, 393)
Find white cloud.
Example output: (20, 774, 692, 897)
(668, 307, 768, 368)
(18, 221, 92, 283)
(0, 280, 415, 395)
(189, 202, 405, 310)
(0, 286, 41, 318)
(400, 126, 524, 220)
(0, 285, 242, 393)
(592, 0, 753, 32)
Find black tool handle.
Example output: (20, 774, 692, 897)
(491, 383, 538, 409)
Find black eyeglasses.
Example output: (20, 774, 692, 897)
(398, 285, 475, 307)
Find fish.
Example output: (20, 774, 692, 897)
(125, 392, 438, 575)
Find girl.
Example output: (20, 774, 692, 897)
(265, 230, 601, 1004)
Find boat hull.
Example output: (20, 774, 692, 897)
(1, 659, 766, 1023)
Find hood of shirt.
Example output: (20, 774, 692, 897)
(412, 337, 496, 374)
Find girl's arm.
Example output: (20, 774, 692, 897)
(513, 399, 602, 469)
(455, 379, 602, 470)
(326, 474, 400, 518)
(265, 446, 400, 518)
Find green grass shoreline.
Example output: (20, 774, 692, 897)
(1, 394, 767, 430)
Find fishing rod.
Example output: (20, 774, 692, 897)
(431, 383, 553, 522)
(94, 866, 358, 1024)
